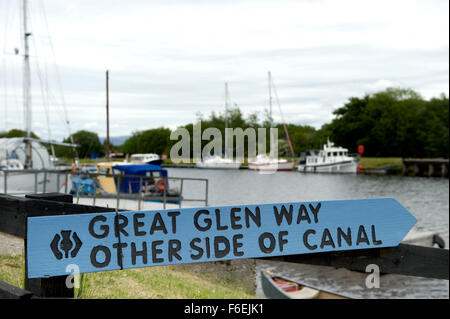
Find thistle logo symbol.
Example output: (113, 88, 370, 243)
(50, 230, 83, 260)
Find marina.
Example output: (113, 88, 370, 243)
(0, 0, 448, 302)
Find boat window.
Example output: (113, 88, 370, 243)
(339, 152, 343, 156)
(327, 152, 331, 157)
(333, 152, 337, 156)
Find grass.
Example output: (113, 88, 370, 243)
(0, 254, 256, 299)
(358, 157, 403, 169)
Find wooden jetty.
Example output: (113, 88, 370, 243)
(402, 158, 449, 178)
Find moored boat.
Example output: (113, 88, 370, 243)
(248, 155, 294, 172)
(298, 139, 359, 173)
(248, 72, 296, 172)
(260, 270, 349, 299)
(70, 163, 182, 204)
(130, 153, 164, 166)
(196, 155, 241, 169)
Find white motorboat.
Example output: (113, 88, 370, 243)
(248, 154, 294, 172)
(298, 139, 359, 173)
(196, 155, 241, 169)
(130, 153, 163, 166)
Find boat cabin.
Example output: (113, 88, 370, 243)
(130, 153, 162, 165)
(112, 164, 168, 194)
(300, 140, 353, 166)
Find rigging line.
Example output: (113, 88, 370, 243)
(271, 76, 296, 160)
(39, 0, 73, 139)
(10, 51, 22, 130)
(29, 11, 53, 140)
(1, 1, 9, 131)
(30, 25, 53, 144)
(39, 0, 78, 162)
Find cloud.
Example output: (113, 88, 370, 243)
(0, 0, 448, 140)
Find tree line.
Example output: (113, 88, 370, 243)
(1, 88, 448, 159)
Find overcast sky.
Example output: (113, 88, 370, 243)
(1, 0, 448, 141)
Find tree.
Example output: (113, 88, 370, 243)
(0, 128, 39, 139)
(326, 87, 448, 158)
(63, 130, 103, 158)
(120, 127, 172, 156)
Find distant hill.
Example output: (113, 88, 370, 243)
(100, 135, 130, 146)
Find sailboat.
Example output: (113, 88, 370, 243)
(196, 82, 241, 169)
(0, 0, 76, 194)
(248, 72, 295, 172)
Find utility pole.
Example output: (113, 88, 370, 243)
(106, 70, 110, 162)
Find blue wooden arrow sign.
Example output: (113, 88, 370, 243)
(26, 198, 417, 278)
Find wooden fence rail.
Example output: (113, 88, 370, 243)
(0, 192, 119, 298)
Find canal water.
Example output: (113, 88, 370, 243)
(167, 168, 449, 299)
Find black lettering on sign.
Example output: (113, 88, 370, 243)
(152, 240, 164, 263)
(309, 203, 321, 223)
(278, 231, 289, 252)
(131, 242, 148, 265)
(114, 214, 129, 238)
(230, 208, 242, 230)
(112, 242, 128, 269)
(303, 229, 317, 250)
(89, 215, 109, 239)
(337, 227, 352, 247)
(320, 228, 335, 249)
(168, 239, 182, 262)
(297, 205, 311, 224)
(258, 232, 276, 254)
(371, 225, 383, 245)
(273, 205, 293, 226)
(150, 213, 168, 235)
(194, 210, 211, 232)
(90, 245, 111, 268)
(133, 213, 146, 236)
(232, 234, 244, 257)
(214, 236, 230, 258)
(167, 211, 181, 234)
(356, 225, 370, 246)
(205, 237, 211, 258)
(215, 209, 228, 231)
(190, 238, 202, 260)
(245, 207, 261, 228)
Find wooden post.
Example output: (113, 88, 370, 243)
(24, 193, 75, 298)
(428, 164, 434, 177)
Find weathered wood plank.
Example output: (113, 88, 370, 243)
(0, 280, 34, 299)
(25, 192, 73, 203)
(261, 243, 449, 280)
(0, 193, 119, 238)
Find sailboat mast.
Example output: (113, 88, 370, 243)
(23, 0, 33, 168)
(224, 82, 229, 129)
(106, 70, 110, 162)
(268, 71, 272, 120)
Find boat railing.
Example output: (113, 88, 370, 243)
(0, 168, 209, 210)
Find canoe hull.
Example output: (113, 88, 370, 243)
(260, 271, 348, 299)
